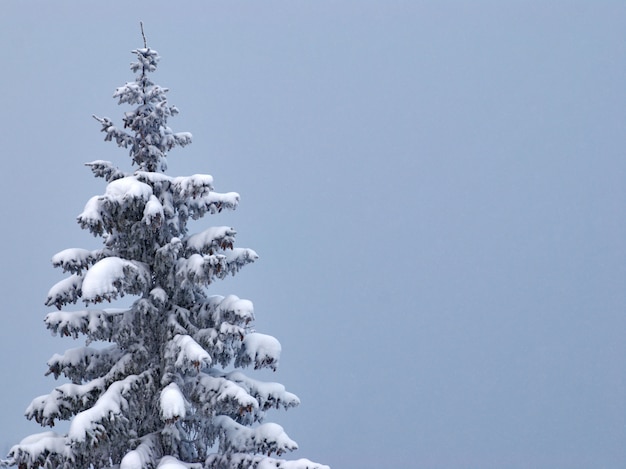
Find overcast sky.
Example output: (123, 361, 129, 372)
(1, 2, 625, 468)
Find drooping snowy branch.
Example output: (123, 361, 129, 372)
(81, 257, 151, 304)
(51, 248, 99, 274)
(27, 353, 137, 426)
(85, 160, 128, 182)
(45, 308, 125, 341)
(165, 334, 212, 374)
(46, 274, 83, 310)
(6, 432, 70, 469)
(46, 344, 125, 381)
(205, 454, 330, 469)
(217, 370, 300, 412)
(214, 417, 298, 457)
(68, 371, 153, 445)
(235, 333, 282, 371)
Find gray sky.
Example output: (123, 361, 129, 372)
(1, 2, 625, 468)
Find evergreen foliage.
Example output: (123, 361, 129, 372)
(4, 43, 328, 469)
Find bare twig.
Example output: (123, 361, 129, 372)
(140, 21, 147, 48)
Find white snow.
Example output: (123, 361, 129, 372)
(68, 374, 139, 442)
(149, 287, 168, 305)
(225, 371, 300, 409)
(47, 345, 120, 372)
(169, 334, 212, 371)
(143, 194, 164, 224)
(105, 176, 152, 203)
(204, 454, 329, 469)
(255, 422, 298, 453)
(160, 383, 186, 421)
(219, 295, 255, 322)
(119, 434, 160, 469)
(173, 132, 192, 144)
(194, 373, 258, 412)
(206, 191, 239, 206)
(179, 254, 206, 281)
(224, 248, 259, 265)
(26, 378, 108, 426)
(45, 308, 126, 339)
(120, 450, 143, 469)
(51, 248, 96, 272)
(46, 274, 83, 307)
(47, 274, 83, 297)
(9, 431, 69, 462)
(157, 455, 201, 469)
(258, 458, 331, 469)
(242, 332, 281, 369)
(135, 170, 172, 185)
(173, 174, 214, 198)
(81, 257, 149, 300)
(214, 416, 298, 455)
(185, 226, 235, 253)
(78, 195, 103, 224)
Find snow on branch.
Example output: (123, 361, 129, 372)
(113, 82, 146, 106)
(45, 308, 126, 341)
(85, 160, 128, 182)
(160, 383, 187, 423)
(93, 115, 134, 149)
(119, 432, 162, 469)
(205, 453, 330, 469)
(46, 274, 83, 310)
(187, 191, 239, 218)
(189, 296, 256, 367)
(189, 372, 258, 420)
(222, 248, 259, 276)
(6, 432, 70, 469)
(192, 326, 243, 369)
(236, 333, 282, 371)
(77, 177, 154, 237)
(198, 295, 255, 327)
(68, 372, 149, 445)
(157, 456, 202, 469)
(185, 226, 236, 255)
(143, 194, 164, 227)
(77, 195, 105, 236)
(130, 47, 160, 74)
(175, 254, 224, 286)
(81, 257, 150, 304)
(105, 176, 153, 203)
(172, 132, 192, 148)
(218, 370, 300, 412)
(28, 353, 136, 427)
(135, 170, 173, 186)
(165, 334, 212, 373)
(51, 248, 99, 274)
(46, 344, 124, 381)
(173, 175, 214, 199)
(26, 377, 107, 427)
(214, 416, 298, 457)
(174, 248, 257, 288)
(175, 250, 257, 292)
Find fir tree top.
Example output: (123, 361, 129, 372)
(94, 47, 192, 173)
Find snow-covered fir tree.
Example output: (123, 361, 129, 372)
(4, 40, 328, 469)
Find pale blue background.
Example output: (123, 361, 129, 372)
(1, 2, 625, 468)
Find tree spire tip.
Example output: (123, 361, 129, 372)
(140, 21, 147, 48)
